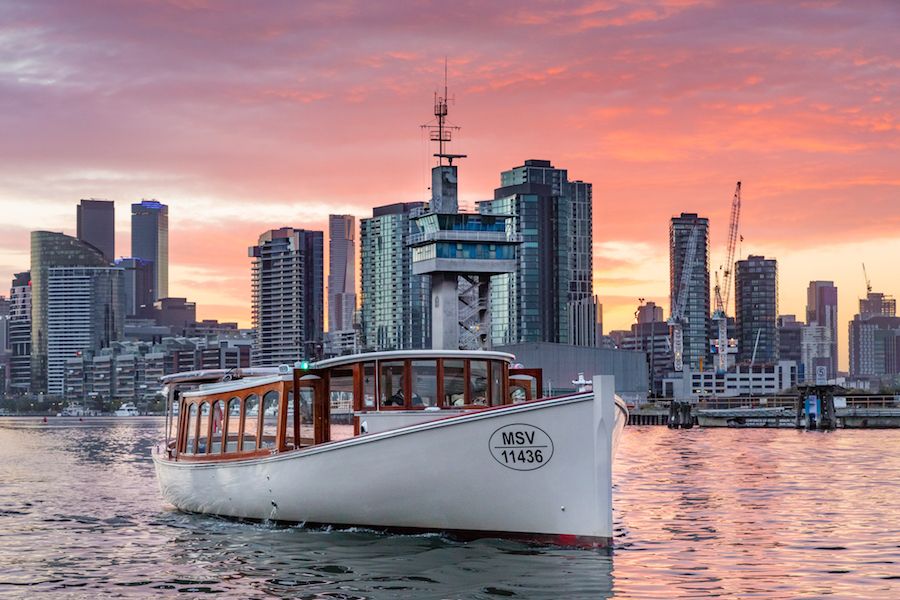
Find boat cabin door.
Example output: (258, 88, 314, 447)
(291, 370, 328, 448)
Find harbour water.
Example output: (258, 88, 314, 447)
(1, 418, 898, 598)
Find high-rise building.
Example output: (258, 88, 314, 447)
(328, 214, 356, 332)
(76, 199, 115, 263)
(116, 257, 155, 317)
(31, 232, 109, 394)
(360, 202, 430, 351)
(131, 200, 169, 300)
(8, 272, 31, 394)
(735, 255, 778, 364)
(859, 292, 896, 318)
(479, 160, 595, 347)
(806, 281, 838, 377)
(46, 266, 124, 396)
(849, 288, 900, 382)
(669, 213, 710, 371)
(249, 228, 324, 366)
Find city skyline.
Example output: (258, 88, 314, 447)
(2, 1, 898, 371)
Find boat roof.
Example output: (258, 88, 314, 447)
(167, 349, 517, 396)
(182, 374, 288, 398)
(314, 349, 516, 370)
(160, 367, 282, 385)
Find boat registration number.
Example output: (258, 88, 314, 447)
(489, 424, 554, 471)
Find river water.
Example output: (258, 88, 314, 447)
(0, 418, 898, 598)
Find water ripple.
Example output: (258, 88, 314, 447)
(1, 418, 899, 598)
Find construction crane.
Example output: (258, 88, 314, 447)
(712, 181, 741, 373)
(863, 262, 872, 294)
(669, 224, 700, 372)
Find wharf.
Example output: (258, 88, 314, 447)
(628, 394, 900, 429)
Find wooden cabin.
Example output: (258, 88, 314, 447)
(164, 350, 543, 462)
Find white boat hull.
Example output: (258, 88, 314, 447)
(154, 375, 627, 547)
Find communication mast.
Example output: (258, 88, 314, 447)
(421, 59, 466, 167)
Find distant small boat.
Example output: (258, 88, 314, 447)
(153, 350, 628, 547)
(58, 402, 87, 417)
(114, 403, 140, 417)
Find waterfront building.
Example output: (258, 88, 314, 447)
(806, 281, 838, 378)
(663, 361, 798, 399)
(669, 213, 710, 371)
(63, 337, 249, 406)
(479, 160, 596, 347)
(116, 257, 155, 317)
(249, 227, 324, 366)
(30, 232, 109, 394)
(131, 200, 169, 301)
(360, 202, 430, 351)
(328, 214, 357, 333)
(46, 266, 124, 396)
(735, 255, 778, 364)
(76, 199, 115, 263)
(8, 272, 31, 394)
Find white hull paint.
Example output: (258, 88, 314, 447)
(154, 375, 627, 546)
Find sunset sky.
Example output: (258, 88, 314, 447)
(2, 0, 898, 369)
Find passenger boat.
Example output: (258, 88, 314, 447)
(114, 402, 140, 416)
(152, 350, 628, 548)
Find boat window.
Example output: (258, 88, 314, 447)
(380, 361, 406, 408)
(210, 400, 226, 453)
(490, 361, 505, 406)
(362, 362, 376, 408)
(297, 386, 314, 445)
(226, 397, 241, 452)
(469, 361, 489, 406)
(167, 393, 179, 451)
(185, 403, 198, 454)
(443, 359, 466, 406)
(330, 368, 354, 441)
(283, 391, 296, 450)
(242, 394, 260, 451)
(509, 375, 537, 403)
(197, 402, 211, 454)
(261, 391, 279, 449)
(410, 360, 438, 407)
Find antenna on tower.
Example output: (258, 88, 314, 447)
(421, 57, 466, 166)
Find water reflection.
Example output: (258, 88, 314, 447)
(2, 418, 899, 598)
(0, 418, 613, 598)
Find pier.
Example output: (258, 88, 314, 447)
(628, 393, 900, 429)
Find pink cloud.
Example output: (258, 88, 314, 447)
(0, 0, 898, 343)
